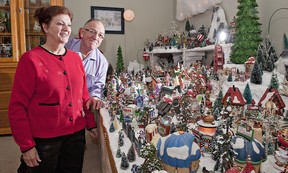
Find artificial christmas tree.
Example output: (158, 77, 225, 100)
(250, 60, 263, 84)
(120, 152, 129, 170)
(116, 146, 122, 158)
(269, 72, 280, 89)
(127, 144, 136, 162)
(243, 83, 253, 104)
(109, 122, 116, 133)
(116, 46, 125, 75)
(230, 0, 262, 64)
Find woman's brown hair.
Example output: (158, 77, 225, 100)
(34, 6, 73, 32)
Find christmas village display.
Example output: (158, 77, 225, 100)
(102, 0, 288, 173)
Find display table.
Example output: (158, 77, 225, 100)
(96, 108, 280, 173)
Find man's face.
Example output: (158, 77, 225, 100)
(81, 21, 105, 49)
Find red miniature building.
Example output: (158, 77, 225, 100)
(221, 85, 246, 107)
(244, 56, 255, 80)
(258, 87, 286, 115)
(213, 44, 225, 73)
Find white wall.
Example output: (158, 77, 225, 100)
(64, 0, 288, 68)
(64, 0, 174, 68)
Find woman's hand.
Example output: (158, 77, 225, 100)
(86, 97, 104, 110)
(22, 147, 41, 167)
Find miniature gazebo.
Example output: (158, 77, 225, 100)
(231, 126, 267, 173)
(157, 131, 201, 173)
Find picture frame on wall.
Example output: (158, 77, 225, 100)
(91, 6, 124, 34)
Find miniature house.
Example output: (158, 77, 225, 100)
(258, 87, 286, 115)
(221, 85, 246, 107)
(145, 123, 158, 143)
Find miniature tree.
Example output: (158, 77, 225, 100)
(213, 133, 236, 173)
(269, 72, 279, 89)
(197, 25, 207, 38)
(213, 89, 223, 112)
(127, 144, 136, 162)
(265, 54, 275, 72)
(118, 131, 124, 147)
(227, 73, 233, 82)
(116, 146, 122, 158)
(243, 83, 253, 104)
(250, 60, 262, 84)
(185, 19, 191, 32)
(265, 38, 278, 63)
(120, 152, 129, 170)
(116, 46, 124, 75)
(256, 45, 265, 69)
(109, 122, 115, 133)
(284, 33, 288, 49)
(230, 0, 262, 64)
(139, 143, 163, 172)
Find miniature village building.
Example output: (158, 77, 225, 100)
(191, 114, 219, 152)
(145, 123, 158, 143)
(244, 56, 255, 80)
(213, 44, 225, 73)
(258, 87, 286, 115)
(221, 85, 246, 108)
(274, 128, 288, 171)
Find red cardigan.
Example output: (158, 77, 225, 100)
(8, 46, 96, 152)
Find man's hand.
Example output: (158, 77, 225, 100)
(22, 147, 41, 167)
(86, 97, 104, 110)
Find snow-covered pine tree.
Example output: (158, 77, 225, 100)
(139, 143, 163, 172)
(250, 60, 263, 84)
(118, 131, 124, 147)
(213, 90, 223, 112)
(116, 146, 122, 158)
(269, 72, 279, 89)
(213, 133, 236, 173)
(109, 122, 115, 133)
(127, 144, 136, 162)
(120, 152, 129, 170)
(227, 73, 233, 82)
(243, 83, 253, 104)
(230, 0, 262, 64)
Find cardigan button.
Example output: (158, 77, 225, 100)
(69, 117, 73, 122)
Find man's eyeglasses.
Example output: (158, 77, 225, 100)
(83, 28, 105, 39)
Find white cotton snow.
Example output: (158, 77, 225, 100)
(252, 141, 260, 154)
(191, 142, 200, 155)
(232, 138, 244, 149)
(167, 145, 189, 160)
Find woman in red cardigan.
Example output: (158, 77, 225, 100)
(8, 6, 97, 173)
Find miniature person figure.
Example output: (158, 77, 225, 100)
(154, 78, 162, 95)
